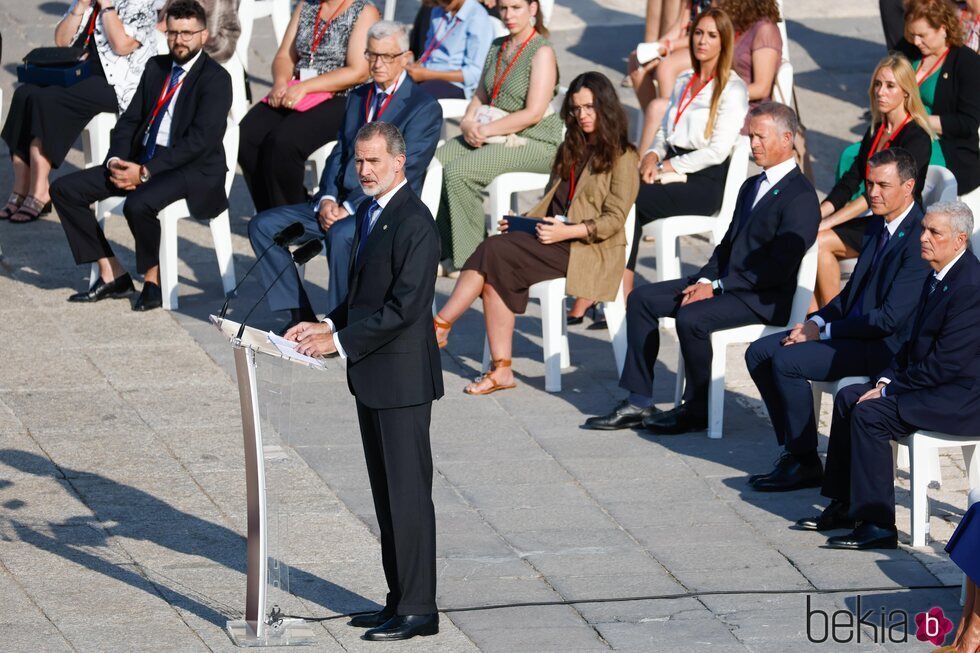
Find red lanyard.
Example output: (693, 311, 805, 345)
(490, 30, 537, 106)
(310, 0, 348, 58)
(147, 71, 185, 130)
(568, 163, 579, 204)
(916, 48, 949, 85)
(365, 77, 401, 122)
(418, 14, 460, 64)
(673, 73, 713, 129)
(865, 113, 912, 176)
(82, 3, 100, 49)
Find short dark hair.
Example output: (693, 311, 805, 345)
(166, 0, 207, 25)
(867, 147, 917, 183)
(355, 121, 406, 157)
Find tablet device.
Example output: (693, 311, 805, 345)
(503, 215, 545, 236)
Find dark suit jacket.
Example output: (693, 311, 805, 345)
(814, 204, 931, 353)
(313, 77, 443, 213)
(880, 251, 980, 434)
(695, 166, 821, 325)
(107, 52, 232, 220)
(326, 183, 444, 409)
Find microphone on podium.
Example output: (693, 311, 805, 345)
(235, 239, 324, 339)
(218, 221, 306, 319)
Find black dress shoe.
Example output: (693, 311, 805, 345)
(751, 454, 823, 492)
(348, 608, 395, 629)
(67, 274, 135, 302)
(362, 614, 439, 641)
(642, 403, 707, 435)
(133, 281, 163, 311)
(793, 499, 855, 532)
(582, 399, 660, 430)
(825, 522, 898, 550)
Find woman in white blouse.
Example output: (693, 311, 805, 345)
(626, 7, 748, 295)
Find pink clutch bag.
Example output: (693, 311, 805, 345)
(262, 79, 334, 112)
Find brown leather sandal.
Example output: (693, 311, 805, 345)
(434, 314, 453, 349)
(464, 359, 516, 395)
(0, 192, 25, 220)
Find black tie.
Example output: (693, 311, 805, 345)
(928, 273, 940, 295)
(371, 91, 387, 121)
(356, 200, 381, 260)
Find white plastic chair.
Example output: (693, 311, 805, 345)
(220, 55, 250, 125)
(604, 206, 637, 376)
(673, 241, 818, 439)
(773, 60, 794, 107)
(81, 112, 118, 169)
(91, 121, 239, 310)
(307, 140, 338, 194)
(647, 136, 751, 282)
(420, 156, 443, 219)
(923, 165, 959, 206)
(244, 0, 291, 50)
(437, 98, 470, 121)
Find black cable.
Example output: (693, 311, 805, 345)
(282, 583, 959, 622)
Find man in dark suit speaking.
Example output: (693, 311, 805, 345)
(52, 0, 232, 311)
(745, 148, 931, 493)
(798, 201, 980, 550)
(584, 102, 821, 434)
(286, 122, 443, 641)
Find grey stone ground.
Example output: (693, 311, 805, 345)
(0, 0, 973, 650)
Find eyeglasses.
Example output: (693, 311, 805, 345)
(165, 28, 206, 41)
(364, 50, 407, 64)
(570, 103, 596, 116)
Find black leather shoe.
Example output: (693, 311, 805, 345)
(133, 282, 163, 311)
(67, 274, 135, 302)
(750, 454, 823, 492)
(348, 608, 395, 629)
(825, 522, 898, 550)
(582, 399, 660, 430)
(793, 499, 855, 532)
(362, 614, 439, 641)
(642, 403, 707, 435)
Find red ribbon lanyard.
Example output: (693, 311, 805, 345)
(673, 74, 714, 129)
(916, 48, 949, 85)
(365, 77, 401, 122)
(82, 3, 101, 49)
(146, 71, 185, 131)
(310, 0, 349, 59)
(418, 14, 459, 64)
(567, 163, 579, 204)
(865, 113, 912, 176)
(489, 31, 537, 106)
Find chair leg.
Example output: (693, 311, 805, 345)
(605, 294, 627, 376)
(895, 443, 910, 469)
(654, 230, 678, 282)
(964, 444, 979, 490)
(559, 303, 570, 370)
(159, 215, 180, 310)
(539, 289, 563, 393)
(673, 350, 685, 408)
(909, 438, 929, 547)
(707, 337, 726, 439)
(210, 210, 237, 297)
(927, 447, 943, 488)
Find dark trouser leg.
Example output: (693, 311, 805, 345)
(879, 0, 906, 50)
(821, 382, 874, 502)
(618, 278, 687, 398)
(417, 80, 466, 100)
(30, 76, 117, 167)
(2, 84, 44, 161)
(238, 103, 286, 213)
(324, 215, 356, 315)
(246, 202, 322, 313)
(745, 331, 789, 443)
(121, 170, 189, 274)
(849, 394, 914, 527)
(50, 167, 122, 265)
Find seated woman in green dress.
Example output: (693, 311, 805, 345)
(434, 0, 563, 275)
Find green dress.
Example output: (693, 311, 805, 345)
(436, 34, 563, 268)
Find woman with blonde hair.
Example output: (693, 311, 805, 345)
(813, 53, 934, 308)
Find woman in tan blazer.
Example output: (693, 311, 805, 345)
(434, 71, 639, 395)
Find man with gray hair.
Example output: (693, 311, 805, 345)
(248, 20, 442, 331)
(800, 200, 980, 550)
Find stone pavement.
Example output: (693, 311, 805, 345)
(0, 0, 973, 650)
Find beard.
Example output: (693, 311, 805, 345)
(172, 44, 202, 65)
(360, 169, 397, 197)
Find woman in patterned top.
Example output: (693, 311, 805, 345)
(0, 0, 158, 223)
(238, 0, 379, 212)
(434, 0, 563, 273)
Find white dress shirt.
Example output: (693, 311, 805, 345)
(156, 50, 202, 147)
(324, 177, 409, 359)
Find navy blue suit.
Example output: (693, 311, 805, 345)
(745, 204, 931, 454)
(822, 251, 980, 526)
(247, 77, 442, 315)
(620, 165, 820, 410)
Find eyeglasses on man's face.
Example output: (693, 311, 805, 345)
(166, 28, 206, 41)
(364, 50, 407, 64)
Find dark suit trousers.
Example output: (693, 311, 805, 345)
(356, 399, 437, 615)
(745, 333, 894, 454)
(620, 279, 760, 409)
(879, 0, 906, 51)
(51, 163, 189, 274)
(821, 382, 914, 527)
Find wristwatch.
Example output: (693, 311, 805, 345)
(711, 279, 723, 296)
(139, 166, 150, 184)
(656, 161, 665, 172)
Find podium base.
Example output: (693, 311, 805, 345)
(226, 619, 317, 647)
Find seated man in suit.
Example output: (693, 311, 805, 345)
(247, 20, 442, 329)
(797, 201, 980, 549)
(584, 102, 821, 434)
(51, 0, 231, 311)
(744, 148, 932, 492)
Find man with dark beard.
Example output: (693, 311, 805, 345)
(51, 0, 232, 311)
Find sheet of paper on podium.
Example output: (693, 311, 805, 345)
(267, 332, 328, 370)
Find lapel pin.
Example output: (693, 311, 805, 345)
(943, 72, 949, 79)
(383, 224, 388, 231)
(898, 231, 905, 238)
(773, 189, 780, 196)
(944, 285, 948, 292)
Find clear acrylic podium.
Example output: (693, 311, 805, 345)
(211, 315, 323, 647)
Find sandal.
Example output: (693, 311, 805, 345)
(434, 314, 453, 349)
(10, 196, 52, 224)
(464, 359, 516, 396)
(0, 192, 25, 220)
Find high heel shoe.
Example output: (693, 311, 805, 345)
(433, 315, 452, 349)
(0, 192, 25, 220)
(567, 302, 599, 326)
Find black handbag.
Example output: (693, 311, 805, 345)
(17, 46, 92, 87)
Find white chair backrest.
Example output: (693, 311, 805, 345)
(773, 60, 793, 106)
(155, 29, 169, 55)
(775, 0, 790, 61)
(623, 204, 636, 260)
(490, 16, 508, 38)
(788, 241, 819, 325)
(222, 120, 240, 195)
(438, 98, 469, 120)
(923, 165, 959, 207)
(420, 156, 443, 219)
(717, 136, 752, 224)
(220, 55, 249, 125)
(237, 0, 256, 70)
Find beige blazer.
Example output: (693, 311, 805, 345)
(527, 148, 639, 301)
